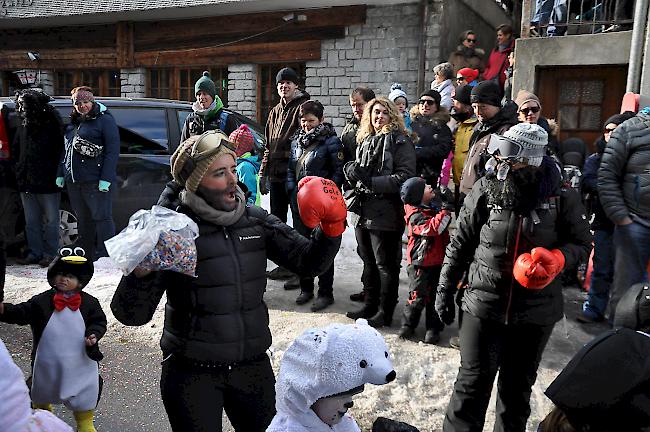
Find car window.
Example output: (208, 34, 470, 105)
(110, 108, 168, 155)
(178, 110, 191, 134)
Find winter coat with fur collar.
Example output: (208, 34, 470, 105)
(409, 108, 453, 184)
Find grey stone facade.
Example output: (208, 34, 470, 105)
(304, 1, 443, 130)
(120, 68, 146, 98)
(227, 64, 257, 120)
(38, 70, 54, 95)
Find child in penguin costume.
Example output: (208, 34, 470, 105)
(0, 247, 106, 432)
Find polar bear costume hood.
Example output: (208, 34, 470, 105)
(267, 319, 396, 432)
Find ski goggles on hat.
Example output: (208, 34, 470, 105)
(486, 134, 545, 162)
(178, 130, 236, 184)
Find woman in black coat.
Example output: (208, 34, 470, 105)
(435, 123, 591, 432)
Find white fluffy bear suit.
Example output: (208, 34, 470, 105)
(267, 319, 396, 432)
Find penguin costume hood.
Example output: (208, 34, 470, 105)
(267, 319, 396, 432)
(47, 247, 94, 292)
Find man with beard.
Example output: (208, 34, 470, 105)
(459, 80, 518, 199)
(112, 130, 345, 432)
(435, 123, 591, 432)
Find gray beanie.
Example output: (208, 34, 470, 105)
(400, 177, 426, 206)
(502, 123, 548, 167)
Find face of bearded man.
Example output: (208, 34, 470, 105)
(485, 164, 543, 215)
(196, 154, 239, 212)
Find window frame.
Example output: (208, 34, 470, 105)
(53, 69, 121, 97)
(147, 67, 229, 104)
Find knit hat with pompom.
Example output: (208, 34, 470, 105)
(229, 124, 256, 157)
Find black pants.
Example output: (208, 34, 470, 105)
(160, 353, 276, 432)
(403, 264, 443, 331)
(443, 313, 554, 432)
(0, 187, 10, 302)
(355, 227, 402, 312)
(67, 182, 115, 260)
(269, 181, 290, 224)
(289, 191, 335, 297)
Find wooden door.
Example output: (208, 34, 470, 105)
(536, 65, 627, 153)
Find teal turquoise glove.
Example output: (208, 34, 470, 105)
(98, 180, 111, 192)
(55, 177, 65, 188)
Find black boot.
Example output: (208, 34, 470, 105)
(295, 291, 314, 305)
(346, 304, 378, 321)
(424, 329, 440, 345)
(424, 302, 442, 345)
(399, 303, 424, 338)
(368, 305, 395, 328)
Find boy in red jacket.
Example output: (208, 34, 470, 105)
(398, 177, 453, 344)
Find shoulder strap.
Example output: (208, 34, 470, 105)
(219, 110, 229, 130)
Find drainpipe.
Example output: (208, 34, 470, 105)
(626, 0, 649, 93)
(416, 0, 429, 96)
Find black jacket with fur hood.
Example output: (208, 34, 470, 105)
(438, 157, 592, 325)
(409, 107, 452, 183)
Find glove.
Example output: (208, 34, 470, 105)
(55, 177, 65, 188)
(157, 180, 182, 208)
(372, 417, 420, 432)
(98, 180, 111, 192)
(439, 187, 455, 212)
(297, 176, 347, 237)
(513, 247, 565, 290)
(259, 176, 269, 195)
(343, 161, 371, 187)
(434, 284, 455, 325)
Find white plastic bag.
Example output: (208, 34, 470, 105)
(106, 205, 200, 276)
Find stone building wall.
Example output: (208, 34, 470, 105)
(227, 64, 257, 120)
(120, 68, 146, 98)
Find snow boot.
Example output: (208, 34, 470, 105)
(368, 304, 395, 328)
(295, 291, 314, 305)
(399, 302, 423, 338)
(349, 290, 366, 302)
(283, 276, 300, 290)
(311, 295, 334, 312)
(423, 329, 440, 345)
(346, 304, 378, 321)
(267, 266, 294, 280)
(74, 410, 97, 432)
(398, 325, 415, 339)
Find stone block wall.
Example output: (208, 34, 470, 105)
(304, 1, 443, 131)
(38, 70, 55, 95)
(228, 64, 257, 121)
(120, 68, 146, 98)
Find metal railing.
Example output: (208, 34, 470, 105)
(522, 0, 636, 37)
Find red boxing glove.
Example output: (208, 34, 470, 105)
(297, 176, 347, 237)
(513, 247, 565, 290)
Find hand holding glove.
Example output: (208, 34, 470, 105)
(98, 180, 111, 192)
(513, 247, 565, 290)
(343, 161, 371, 187)
(55, 177, 65, 188)
(297, 176, 347, 237)
(434, 284, 456, 325)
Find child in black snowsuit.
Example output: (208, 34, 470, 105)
(398, 177, 453, 344)
(0, 247, 106, 432)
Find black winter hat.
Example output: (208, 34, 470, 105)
(47, 247, 94, 291)
(276, 67, 299, 85)
(470, 80, 503, 107)
(453, 85, 472, 106)
(400, 177, 426, 206)
(603, 111, 636, 128)
(614, 282, 650, 330)
(419, 89, 441, 107)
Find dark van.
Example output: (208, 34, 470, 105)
(0, 96, 265, 250)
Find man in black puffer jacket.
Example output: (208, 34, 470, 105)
(598, 107, 650, 323)
(111, 130, 344, 432)
(435, 123, 591, 432)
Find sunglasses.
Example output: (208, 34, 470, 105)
(419, 99, 436, 106)
(519, 106, 540, 115)
(604, 127, 617, 134)
(466, 38, 477, 43)
(456, 77, 466, 82)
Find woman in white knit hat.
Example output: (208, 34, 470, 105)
(435, 122, 592, 432)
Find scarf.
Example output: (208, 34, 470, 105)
(295, 123, 332, 149)
(179, 187, 246, 227)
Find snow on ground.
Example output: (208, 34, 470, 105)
(1, 195, 601, 431)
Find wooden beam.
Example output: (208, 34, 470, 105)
(0, 48, 117, 69)
(0, 25, 116, 50)
(133, 5, 365, 50)
(134, 40, 322, 67)
(116, 21, 135, 68)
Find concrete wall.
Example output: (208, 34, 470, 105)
(303, 1, 443, 131)
(440, 0, 512, 67)
(120, 68, 146, 98)
(513, 31, 632, 96)
(227, 64, 257, 120)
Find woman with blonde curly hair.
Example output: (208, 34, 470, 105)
(344, 97, 416, 328)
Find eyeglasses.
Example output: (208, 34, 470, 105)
(456, 77, 466, 82)
(465, 38, 477, 43)
(604, 127, 617, 134)
(519, 106, 540, 115)
(419, 99, 436, 106)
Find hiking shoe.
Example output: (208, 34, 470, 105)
(296, 291, 314, 305)
(283, 276, 300, 291)
(266, 266, 295, 280)
(349, 291, 366, 302)
(449, 336, 460, 350)
(38, 256, 54, 268)
(424, 329, 440, 345)
(311, 296, 334, 312)
(16, 254, 41, 265)
(346, 305, 378, 321)
(576, 311, 605, 324)
(398, 326, 415, 339)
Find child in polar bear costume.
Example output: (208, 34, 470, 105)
(267, 318, 396, 432)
